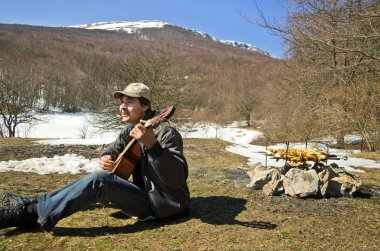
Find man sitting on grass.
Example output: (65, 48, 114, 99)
(0, 82, 190, 231)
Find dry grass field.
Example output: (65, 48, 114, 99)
(0, 138, 379, 250)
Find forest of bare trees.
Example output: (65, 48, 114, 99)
(1, 1, 378, 151)
(0, 24, 274, 137)
(254, 0, 379, 150)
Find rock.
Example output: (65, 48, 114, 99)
(329, 163, 348, 176)
(318, 167, 340, 197)
(283, 169, 319, 198)
(246, 162, 266, 179)
(247, 162, 363, 198)
(262, 168, 284, 196)
(281, 164, 292, 175)
(312, 162, 326, 173)
(247, 169, 275, 190)
(329, 174, 362, 197)
(318, 165, 362, 197)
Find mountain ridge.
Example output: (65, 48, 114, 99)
(70, 20, 270, 56)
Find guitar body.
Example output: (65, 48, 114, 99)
(113, 142, 141, 180)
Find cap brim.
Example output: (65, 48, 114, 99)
(113, 91, 141, 99)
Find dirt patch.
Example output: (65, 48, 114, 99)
(0, 144, 102, 161)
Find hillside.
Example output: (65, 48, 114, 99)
(0, 22, 272, 64)
(70, 20, 271, 58)
(0, 22, 284, 124)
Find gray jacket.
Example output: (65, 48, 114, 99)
(101, 113, 190, 218)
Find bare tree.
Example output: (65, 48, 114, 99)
(111, 46, 179, 109)
(0, 65, 40, 137)
(88, 46, 181, 131)
(233, 73, 259, 127)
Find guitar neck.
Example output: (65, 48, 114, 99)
(114, 121, 153, 165)
(114, 137, 137, 165)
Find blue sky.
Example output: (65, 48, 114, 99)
(0, 0, 288, 58)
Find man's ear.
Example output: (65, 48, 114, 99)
(142, 105, 149, 112)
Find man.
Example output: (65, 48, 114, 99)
(0, 82, 190, 231)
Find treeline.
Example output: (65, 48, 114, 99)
(255, 0, 380, 151)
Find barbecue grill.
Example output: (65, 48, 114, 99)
(259, 140, 347, 167)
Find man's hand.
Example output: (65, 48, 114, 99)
(130, 122, 157, 149)
(99, 155, 115, 171)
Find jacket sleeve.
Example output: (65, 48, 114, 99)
(101, 124, 133, 159)
(146, 126, 188, 189)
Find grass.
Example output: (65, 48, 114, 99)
(349, 151, 380, 161)
(354, 167, 380, 188)
(0, 138, 42, 148)
(1, 138, 380, 250)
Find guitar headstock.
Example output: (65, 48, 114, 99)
(143, 105, 176, 128)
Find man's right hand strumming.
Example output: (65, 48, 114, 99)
(99, 155, 115, 171)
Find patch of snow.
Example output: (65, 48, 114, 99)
(17, 112, 118, 145)
(1, 113, 379, 175)
(0, 154, 99, 174)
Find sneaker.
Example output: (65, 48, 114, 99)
(0, 193, 38, 207)
(0, 203, 38, 229)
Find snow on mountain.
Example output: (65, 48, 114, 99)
(70, 20, 270, 56)
(70, 20, 168, 33)
(188, 29, 269, 55)
(219, 40, 269, 55)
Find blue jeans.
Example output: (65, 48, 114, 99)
(37, 171, 154, 231)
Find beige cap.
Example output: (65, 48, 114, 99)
(113, 83, 151, 101)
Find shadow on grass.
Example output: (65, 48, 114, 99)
(353, 186, 374, 199)
(2, 196, 277, 237)
(189, 196, 277, 229)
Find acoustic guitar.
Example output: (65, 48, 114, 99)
(111, 105, 176, 180)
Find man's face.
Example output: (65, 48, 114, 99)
(119, 96, 148, 124)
